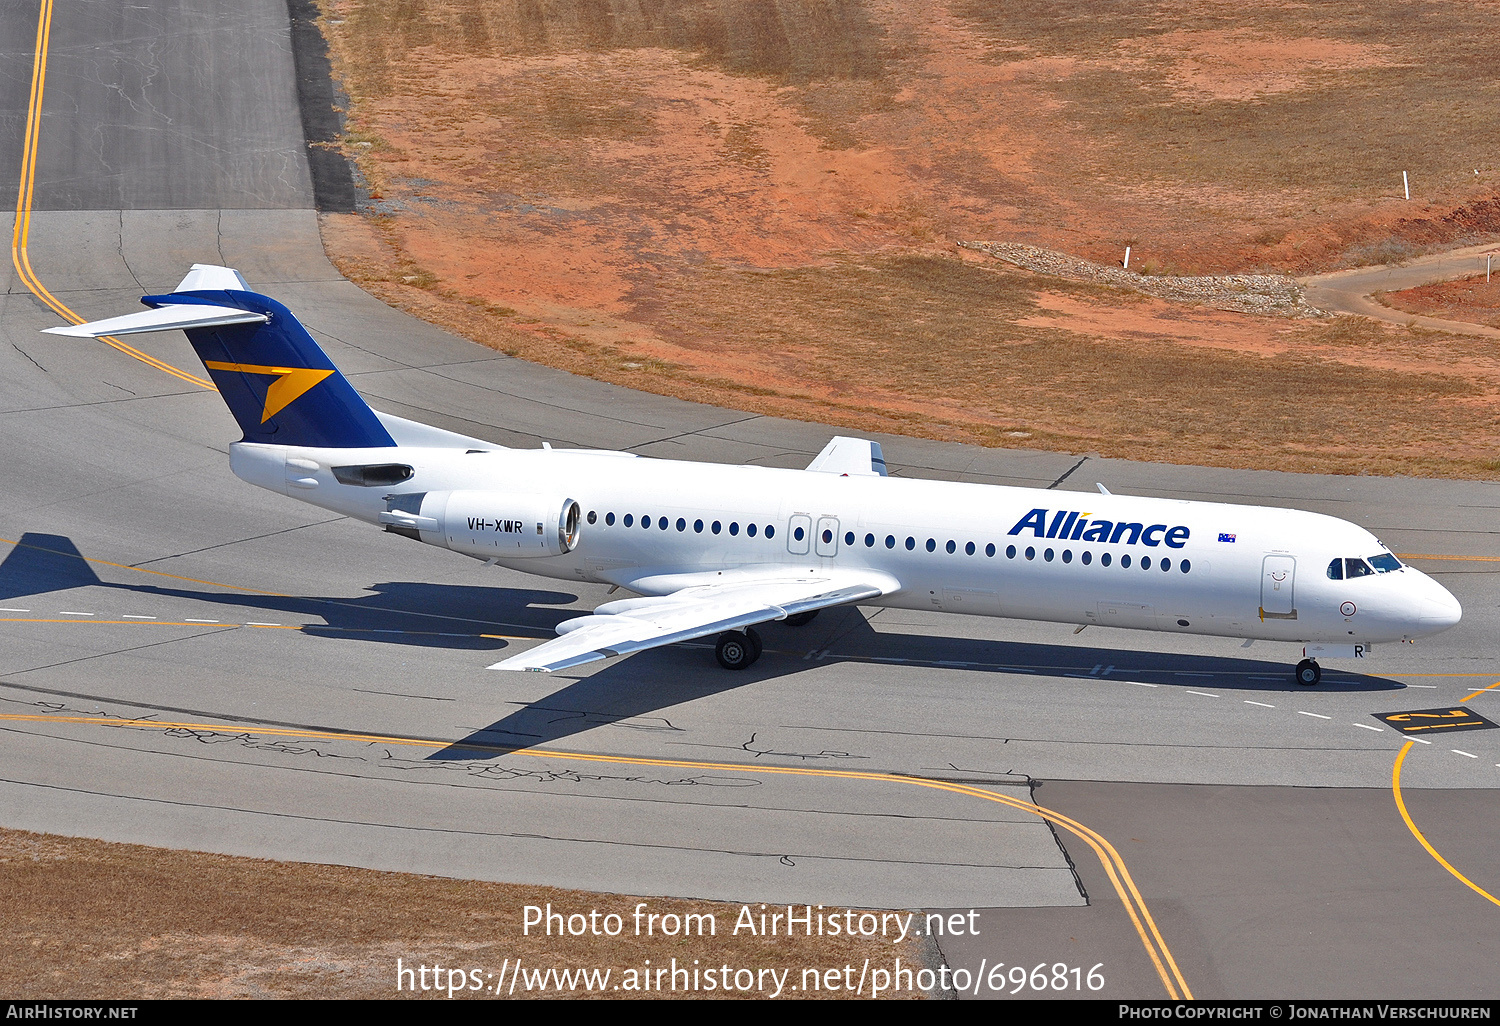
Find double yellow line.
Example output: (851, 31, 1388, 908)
(0, 710, 1193, 998)
(10, 0, 214, 391)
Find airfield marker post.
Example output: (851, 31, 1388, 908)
(1124, 246, 1131, 269)
(1403, 171, 1410, 200)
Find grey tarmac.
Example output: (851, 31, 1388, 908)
(0, 0, 1496, 1000)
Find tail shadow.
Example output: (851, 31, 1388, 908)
(0, 534, 103, 600)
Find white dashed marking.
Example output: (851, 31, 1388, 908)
(1297, 711, 1331, 720)
(1355, 723, 1384, 732)
(1244, 701, 1276, 708)
(1453, 750, 1477, 759)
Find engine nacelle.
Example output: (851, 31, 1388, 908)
(379, 490, 581, 558)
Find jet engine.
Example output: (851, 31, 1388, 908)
(378, 490, 581, 558)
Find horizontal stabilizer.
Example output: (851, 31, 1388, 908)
(43, 304, 268, 338)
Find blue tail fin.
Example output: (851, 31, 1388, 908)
(143, 288, 396, 449)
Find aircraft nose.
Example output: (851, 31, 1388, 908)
(1413, 573, 1462, 632)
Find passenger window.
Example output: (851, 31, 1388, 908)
(1181, 560, 1191, 573)
(845, 531, 855, 546)
(1025, 547, 1035, 560)
(712, 521, 722, 534)
(587, 510, 597, 525)
(1044, 548, 1054, 561)
(676, 518, 686, 532)
(1121, 554, 1131, 568)
(623, 514, 633, 527)
(985, 543, 995, 557)
(865, 533, 875, 547)
(748, 523, 758, 537)
(766, 525, 775, 539)
(1141, 556, 1151, 570)
(694, 519, 704, 533)
(945, 540, 956, 554)
(1006, 545, 1016, 559)
(1345, 558, 1374, 578)
(1102, 553, 1112, 567)
(926, 538, 936, 552)
(906, 537, 916, 550)
(965, 542, 975, 555)
(730, 522, 740, 536)
(886, 535, 896, 549)
(823, 529, 834, 543)
(1081, 551, 1092, 565)
(1161, 558, 1170, 571)
(1327, 558, 1343, 580)
(794, 526, 804, 541)
(1062, 549, 1072, 563)
(658, 517, 668, 530)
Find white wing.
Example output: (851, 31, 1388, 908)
(491, 567, 898, 672)
(806, 436, 887, 477)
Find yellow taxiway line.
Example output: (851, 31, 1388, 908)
(0, 710, 1193, 999)
(1390, 682, 1500, 909)
(11, 0, 215, 391)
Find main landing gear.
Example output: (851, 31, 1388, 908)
(716, 628, 763, 670)
(1295, 658, 1322, 687)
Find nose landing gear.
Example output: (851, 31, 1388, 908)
(715, 627, 763, 670)
(1295, 658, 1321, 687)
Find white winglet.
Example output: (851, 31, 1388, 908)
(807, 436, 888, 477)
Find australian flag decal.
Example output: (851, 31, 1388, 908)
(1217, 532, 1236, 543)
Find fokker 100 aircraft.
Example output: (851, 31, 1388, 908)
(48, 265, 1462, 685)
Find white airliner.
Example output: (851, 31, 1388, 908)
(48, 265, 1462, 685)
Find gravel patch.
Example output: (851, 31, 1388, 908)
(960, 242, 1325, 318)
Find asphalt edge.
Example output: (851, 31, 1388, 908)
(286, 0, 356, 214)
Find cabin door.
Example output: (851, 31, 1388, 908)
(1260, 555, 1297, 619)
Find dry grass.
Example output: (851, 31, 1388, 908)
(314, 0, 1500, 479)
(0, 828, 921, 999)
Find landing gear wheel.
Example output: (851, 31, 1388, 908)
(716, 628, 762, 670)
(1295, 658, 1321, 687)
(783, 610, 819, 627)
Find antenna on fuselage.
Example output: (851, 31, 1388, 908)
(1096, 482, 1112, 495)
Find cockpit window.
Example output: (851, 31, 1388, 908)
(1345, 558, 1374, 578)
(1368, 553, 1402, 573)
(1326, 558, 1343, 580)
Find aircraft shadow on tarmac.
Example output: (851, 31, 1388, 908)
(431, 603, 1407, 759)
(1, 534, 1407, 760)
(0, 532, 575, 650)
